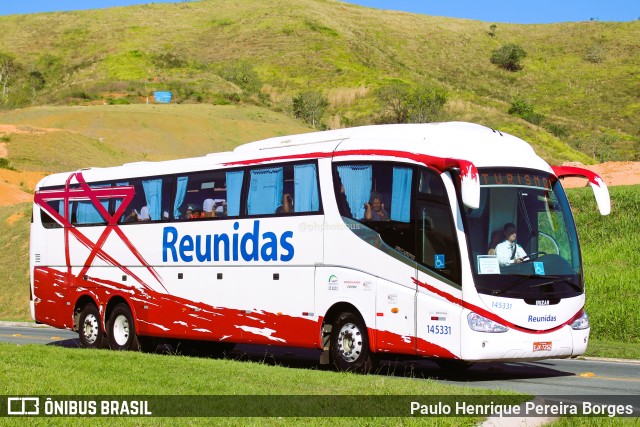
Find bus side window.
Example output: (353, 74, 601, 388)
(119, 178, 171, 223)
(336, 164, 372, 219)
(70, 183, 110, 226)
(292, 163, 320, 213)
(173, 170, 237, 220)
(246, 162, 320, 216)
(247, 166, 284, 215)
(41, 199, 64, 228)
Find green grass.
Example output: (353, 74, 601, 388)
(566, 185, 640, 344)
(0, 104, 311, 169)
(0, 0, 638, 161)
(584, 339, 640, 360)
(0, 203, 31, 321)
(0, 343, 523, 426)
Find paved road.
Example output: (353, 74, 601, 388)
(2, 323, 639, 406)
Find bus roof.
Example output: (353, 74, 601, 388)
(35, 122, 550, 188)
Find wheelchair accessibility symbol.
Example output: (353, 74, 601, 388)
(434, 254, 445, 269)
(533, 261, 545, 275)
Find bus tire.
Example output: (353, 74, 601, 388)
(330, 312, 375, 373)
(78, 303, 105, 349)
(107, 303, 140, 351)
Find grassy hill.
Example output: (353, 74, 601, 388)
(0, 104, 311, 170)
(0, 0, 638, 162)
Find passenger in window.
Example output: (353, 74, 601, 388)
(276, 193, 293, 214)
(202, 199, 217, 218)
(203, 198, 226, 218)
(495, 223, 527, 266)
(125, 205, 150, 222)
(365, 193, 389, 221)
(186, 205, 202, 219)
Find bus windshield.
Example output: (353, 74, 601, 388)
(463, 168, 583, 299)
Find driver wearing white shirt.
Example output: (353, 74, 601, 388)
(495, 222, 527, 266)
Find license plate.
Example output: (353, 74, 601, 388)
(533, 341, 552, 351)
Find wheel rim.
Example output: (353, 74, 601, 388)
(112, 314, 130, 346)
(82, 313, 100, 345)
(337, 322, 363, 362)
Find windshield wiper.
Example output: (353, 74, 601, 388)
(529, 277, 583, 292)
(492, 274, 578, 296)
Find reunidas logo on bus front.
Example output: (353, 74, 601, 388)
(162, 220, 294, 263)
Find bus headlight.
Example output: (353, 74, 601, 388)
(570, 311, 590, 330)
(467, 312, 508, 333)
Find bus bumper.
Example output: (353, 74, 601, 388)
(460, 324, 590, 362)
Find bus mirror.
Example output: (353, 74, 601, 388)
(459, 162, 480, 210)
(551, 166, 611, 216)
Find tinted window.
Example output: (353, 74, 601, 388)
(246, 162, 320, 216)
(117, 177, 172, 224)
(173, 169, 244, 220)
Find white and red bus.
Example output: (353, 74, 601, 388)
(30, 122, 610, 371)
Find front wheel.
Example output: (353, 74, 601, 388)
(78, 304, 105, 349)
(330, 312, 375, 373)
(107, 303, 140, 351)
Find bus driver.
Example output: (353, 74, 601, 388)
(495, 222, 527, 266)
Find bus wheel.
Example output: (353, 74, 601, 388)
(330, 312, 374, 373)
(78, 304, 105, 349)
(107, 303, 140, 351)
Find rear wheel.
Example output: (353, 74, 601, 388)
(78, 304, 105, 349)
(107, 303, 140, 351)
(330, 312, 375, 373)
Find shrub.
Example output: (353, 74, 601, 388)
(107, 98, 130, 105)
(490, 43, 527, 71)
(217, 61, 262, 95)
(375, 84, 447, 124)
(508, 98, 544, 125)
(292, 91, 328, 128)
(584, 42, 606, 64)
(0, 158, 16, 171)
(408, 86, 448, 123)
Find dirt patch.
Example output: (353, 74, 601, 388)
(0, 181, 32, 206)
(0, 124, 60, 135)
(0, 169, 46, 190)
(0, 142, 6, 158)
(6, 211, 25, 225)
(0, 169, 44, 207)
(560, 161, 640, 188)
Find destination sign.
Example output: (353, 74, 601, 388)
(479, 171, 552, 188)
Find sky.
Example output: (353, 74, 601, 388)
(0, 0, 638, 24)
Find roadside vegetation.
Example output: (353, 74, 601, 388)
(0, 343, 524, 426)
(567, 185, 640, 346)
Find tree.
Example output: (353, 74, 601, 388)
(292, 91, 328, 128)
(376, 84, 411, 124)
(25, 70, 46, 102)
(376, 84, 448, 124)
(490, 43, 527, 71)
(0, 53, 20, 105)
(408, 86, 448, 123)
